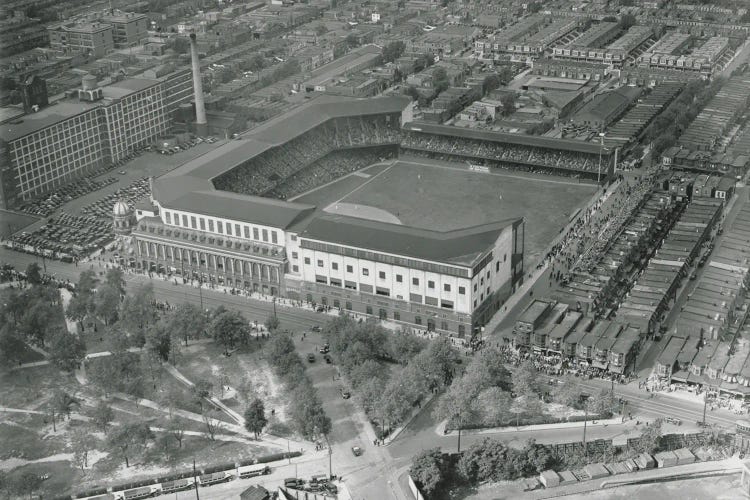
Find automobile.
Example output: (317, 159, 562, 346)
(307, 353, 315, 363)
(698, 257, 707, 267)
(324, 354, 332, 364)
(340, 388, 351, 399)
(118, 171, 126, 175)
(315, 305, 325, 313)
(351, 446, 363, 456)
(690, 272, 698, 280)
(665, 417, 682, 425)
(319, 345, 329, 354)
(284, 478, 305, 488)
(311, 325, 322, 332)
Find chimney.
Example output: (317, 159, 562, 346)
(189, 33, 207, 133)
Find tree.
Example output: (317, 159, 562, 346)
(382, 40, 406, 63)
(475, 387, 512, 426)
(482, 74, 501, 95)
(91, 400, 114, 431)
(404, 85, 420, 102)
(0, 323, 26, 363)
(634, 419, 662, 454)
(501, 92, 517, 116)
(411, 337, 459, 390)
(107, 422, 154, 467)
(585, 388, 613, 417)
(165, 302, 207, 347)
(104, 268, 126, 298)
(457, 438, 510, 483)
(264, 314, 280, 332)
(48, 328, 86, 372)
(18, 300, 58, 346)
(25, 262, 42, 285)
(552, 377, 583, 408)
(145, 320, 173, 363)
(432, 66, 449, 94)
(167, 417, 186, 448)
(210, 310, 250, 354)
(67, 270, 98, 330)
(244, 398, 268, 438)
(511, 360, 541, 397)
(346, 33, 360, 48)
(51, 389, 78, 421)
(202, 409, 222, 440)
(71, 428, 96, 470)
(409, 448, 446, 496)
(155, 433, 178, 462)
(119, 284, 157, 344)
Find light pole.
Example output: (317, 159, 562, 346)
(597, 132, 606, 185)
(456, 411, 463, 454)
(192, 458, 200, 500)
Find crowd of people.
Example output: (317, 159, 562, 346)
(213, 116, 402, 196)
(400, 132, 600, 174)
(7, 213, 113, 260)
(266, 147, 396, 199)
(80, 177, 151, 219)
(18, 176, 119, 217)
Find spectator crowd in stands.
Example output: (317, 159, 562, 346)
(213, 115, 401, 196)
(400, 131, 605, 178)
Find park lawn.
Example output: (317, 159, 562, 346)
(0, 365, 79, 410)
(0, 421, 68, 460)
(13, 343, 46, 364)
(3, 461, 82, 500)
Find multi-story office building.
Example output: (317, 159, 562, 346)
(99, 12, 148, 49)
(0, 76, 167, 207)
(47, 21, 114, 57)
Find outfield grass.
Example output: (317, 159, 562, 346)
(338, 161, 597, 264)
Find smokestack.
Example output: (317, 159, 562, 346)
(189, 33, 207, 131)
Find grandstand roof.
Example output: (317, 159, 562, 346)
(298, 214, 521, 267)
(162, 94, 411, 183)
(161, 190, 315, 230)
(402, 121, 608, 155)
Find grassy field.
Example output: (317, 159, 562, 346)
(300, 159, 597, 264)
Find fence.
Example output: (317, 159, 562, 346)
(408, 475, 425, 500)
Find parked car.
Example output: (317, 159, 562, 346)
(307, 353, 315, 363)
(340, 388, 351, 399)
(324, 354, 332, 364)
(311, 325, 322, 332)
(665, 417, 682, 425)
(351, 446, 363, 457)
(319, 345, 329, 354)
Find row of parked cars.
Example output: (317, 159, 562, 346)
(157, 136, 218, 155)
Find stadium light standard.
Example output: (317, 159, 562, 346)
(597, 132, 606, 185)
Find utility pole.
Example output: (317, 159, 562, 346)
(597, 132, 605, 185)
(273, 296, 277, 320)
(583, 404, 589, 460)
(192, 459, 200, 500)
(456, 412, 462, 454)
(198, 276, 204, 311)
(703, 390, 708, 426)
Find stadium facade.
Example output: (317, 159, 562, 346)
(132, 96, 525, 336)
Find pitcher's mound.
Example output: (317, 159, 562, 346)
(323, 202, 402, 224)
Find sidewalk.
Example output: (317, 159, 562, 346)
(435, 416, 625, 437)
(383, 393, 436, 446)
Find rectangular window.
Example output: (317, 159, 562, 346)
(244, 226, 250, 238)
(190, 216, 196, 229)
(345, 280, 357, 290)
(346, 301, 352, 310)
(165, 212, 171, 224)
(360, 284, 373, 293)
(182, 214, 188, 226)
(410, 293, 423, 303)
(226, 224, 232, 236)
(235, 224, 240, 236)
(262, 229, 268, 242)
(376, 287, 390, 296)
(292, 252, 298, 259)
(396, 274, 403, 283)
(253, 227, 259, 240)
(394, 311, 400, 321)
(379, 271, 386, 279)
(333, 299, 340, 308)
(362, 268, 369, 276)
(425, 296, 438, 306)
(441, 300, 454, 309)
(412, 277, 419, 286)
(428, 280, 435, 289)
(272, 232, 278, 244)
(304, 257, 311, 264)
(217, 221, 223, 234)
(346, 265, 353, 273)
(330, 277, 342, 287)
(366, 305, 373, 315)
(315, 275, 327, 284)
(291, 235, 297, 241)
(459, 286, 466, 295)
(209, 220, 214, 231)
(441, 321, 448, 331)
(200, 218, 205, 230)
(332, 262, 339, 270)
(317, 260, 324, 267)
(292, 265, 299, 272)
(444, 283, 451, 292)
(415, 316, 422, 325)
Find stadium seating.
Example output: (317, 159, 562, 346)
(213, 116, 401, 196)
